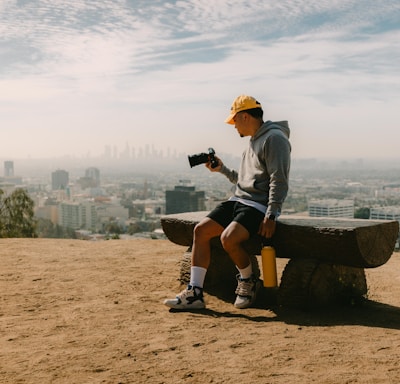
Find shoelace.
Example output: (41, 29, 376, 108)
(179, 288, 192, 299)
(235, 279, 254, 296)
(179, 286, 200, 299)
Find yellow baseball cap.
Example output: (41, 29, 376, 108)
(224, 95, 262, 124)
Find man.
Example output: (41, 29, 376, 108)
(164, 95, 291, 310)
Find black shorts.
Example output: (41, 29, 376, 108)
(207, 200, 265, 236)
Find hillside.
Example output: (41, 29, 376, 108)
(1, 238, 400, 383)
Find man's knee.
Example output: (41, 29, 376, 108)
(220, 231, 239, 253)
(193, 222, 205, 239)
(193, 219, 219, 242)
(220, 223, 249, 253)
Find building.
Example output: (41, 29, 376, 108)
(52, 169, 69, 190)
(58, 201, 97, 230)
(370, 206, 400, 249)
(85, 167, 101, 187)
(1, 160, 22, 185)
(85, 167, 100, 182)
(370, 206, 400, 221)
(165, 182, 205, 214)
(76, 167, 101, 189)
(4, 161, 14, 177)
(96, 200, 130, 231)
(308, 199, 354, 218)
(34, 202, 59, 225)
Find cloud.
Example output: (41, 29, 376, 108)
(0, 0, 399, 159)
(2, 0, 399, 78)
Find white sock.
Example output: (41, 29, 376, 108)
(237, 263, 252, 280)
(190, 266, 207, 288)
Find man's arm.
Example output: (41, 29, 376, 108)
(265, 134, 291, 217)
(259, 134, 291, 238)
(205, 156, 238, 184)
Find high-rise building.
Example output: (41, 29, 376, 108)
(77, 167, 101, 189)
(85, 167, 100, 187)
(4, 161, 14, 177)
(308, 199, 354, 218)
(52, 169, 69, 190)
(58, 201, 97, 230)
(165, 182, 205, 214)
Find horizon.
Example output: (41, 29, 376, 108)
(3, 149, 400, 163)
(1, 1, 399, 159)
(2, 152, 400, 181)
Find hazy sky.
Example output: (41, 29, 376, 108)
(1, 0, 399, 160)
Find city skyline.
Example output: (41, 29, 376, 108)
(1, 1, 399, 160)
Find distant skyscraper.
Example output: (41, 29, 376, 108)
(52, 169, 69, 190)
(4, 161, 14, 177)
(85, 167, 100, 187)
(165, 181, 205, 214)
(77, 167, 100, 189)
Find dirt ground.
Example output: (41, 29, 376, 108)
(1, 238, 400, 384)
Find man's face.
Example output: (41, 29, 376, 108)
(233, 112, 248, 137)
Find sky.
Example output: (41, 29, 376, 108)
(1, 0, 399, 161)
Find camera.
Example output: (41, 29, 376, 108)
(188, 148, 218, 169)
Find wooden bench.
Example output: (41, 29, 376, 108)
(161, 211, 399, 309)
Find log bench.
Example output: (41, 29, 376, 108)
(161, 211, 399, 309)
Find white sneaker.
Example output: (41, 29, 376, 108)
(164, 285, 205, 310)
(234, 274, 260, 309)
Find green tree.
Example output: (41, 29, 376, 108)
(354, 207, 370, 219)
(0, 188, 37, 238)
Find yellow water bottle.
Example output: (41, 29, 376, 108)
(261, 240, 278, 288)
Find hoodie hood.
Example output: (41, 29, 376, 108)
(253, 120, 290, 140)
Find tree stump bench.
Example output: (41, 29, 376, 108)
(161, 211, 399, 309)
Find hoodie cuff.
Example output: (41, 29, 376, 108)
(266, 203, 281, 218)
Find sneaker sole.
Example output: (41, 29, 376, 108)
(163, 300, 205, 310)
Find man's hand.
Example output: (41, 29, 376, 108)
(258, 216, 276, 239)
(205, 156, 222, 172)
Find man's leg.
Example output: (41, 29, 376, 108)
(221, 221, 261, 309)
(220, 221, 251, 269)
(164, 217, 223, 310)
(192, 217, 224, 269)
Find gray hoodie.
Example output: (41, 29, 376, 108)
(219, 120, 291, 217)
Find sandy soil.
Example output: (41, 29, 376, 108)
(1, 238, 400, 384)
